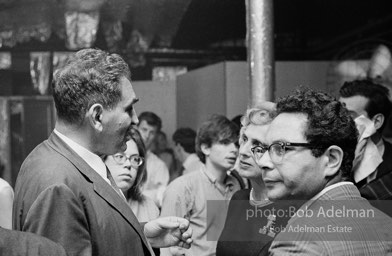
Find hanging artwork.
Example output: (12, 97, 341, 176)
(0, 52, 11, 69)
(123, 30, 148, 68)
(152, 66, 187, 82)
(102, 21, 123, 53)
(0, 2, 53, 48)
(65, 11, 99, 50)
(30, 52, 51, 95)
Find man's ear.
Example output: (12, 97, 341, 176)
(322, 145, 343, 178)
(88, 103, 104, 132)
(372, 113, 385, 131)
(200, 144, 210, 156)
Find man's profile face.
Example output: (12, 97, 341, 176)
(204, 140, 238, 172)
(258, 113, 326, 201)
(101, 77, 139, 155)
(339, 95, 369, 119)
(138, 120, 158, 149)
(173, 143, 182, 162)
(237, 124, 269, 179)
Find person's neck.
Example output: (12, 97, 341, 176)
(120, 188, 128, 195)
(205, 161, 227, 185)
(55, 121, 95, 154)
(250, 179, 268, 201)
(181, 151, 191, 164)
(371, 132, 382, 145)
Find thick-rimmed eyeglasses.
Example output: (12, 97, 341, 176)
(112, 153, 144, 167)
(251, 142, 318, 164)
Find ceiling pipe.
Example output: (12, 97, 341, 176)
(311, 14, 392, 56)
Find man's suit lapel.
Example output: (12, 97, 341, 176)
(47, 132, 153, 252)
(287, 184, 362, 225)
(377, 140, 392, 178)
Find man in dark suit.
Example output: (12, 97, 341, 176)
(252, 87, 392, 255)
(13, 48, 192, 256)
(339, 79, 392, 200)
(0, 227, 67, 256)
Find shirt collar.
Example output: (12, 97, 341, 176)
(200, 165, 236, 188)
(54, 129, 110, 184)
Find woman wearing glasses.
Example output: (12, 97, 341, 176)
(105, 128, 159, 223)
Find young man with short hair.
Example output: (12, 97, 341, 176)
(172, 127, 203, 175)
(161, 115, 241, 256)
(137, 111, 169, 207)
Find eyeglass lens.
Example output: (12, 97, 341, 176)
(113, 154, 143, 166)
(252, 143, 285, 163)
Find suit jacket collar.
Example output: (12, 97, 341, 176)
(314, 183, 362, 201)
(286, 183, 363, 226)
(377, 139, 392, 178)
(47, 132, 153, 254)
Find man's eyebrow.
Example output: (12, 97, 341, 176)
(251, 139, 267, 146)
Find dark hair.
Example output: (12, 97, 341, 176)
(172, 128, 197, 154)
(195, 114, 239, 163)
(138, 111, 162, 131)
(231, 115, 243, 131)
(339, 79, 392, 132)
(126, 128, 147, 202)
(276, 87, 358, 180)
(52, 48, 131, 124)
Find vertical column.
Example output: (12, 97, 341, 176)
(246, 0, 275, 106)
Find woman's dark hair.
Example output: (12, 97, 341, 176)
(126, 128, 148, 202)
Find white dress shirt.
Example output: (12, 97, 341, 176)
(54, 129, 111, 185)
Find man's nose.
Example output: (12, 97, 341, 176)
(229, 142, 239, 155)
(256, 150, 274, 170)
(239, 141, 251, 157)
(131, 109, 139, 125)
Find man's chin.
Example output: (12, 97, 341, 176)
(267, 189, 288, 201)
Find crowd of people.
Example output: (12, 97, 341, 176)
(1, 47, 392, 256)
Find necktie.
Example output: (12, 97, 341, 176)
(106, 167, 126, 200)
(352, 115, 382, 183)
(352, 136, 368, 171)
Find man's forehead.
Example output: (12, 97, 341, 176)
(121, 78, 138, 101)
(339, 95, 368, 114)
(244, 123, 269, 140)
(266, 113, 307, 142)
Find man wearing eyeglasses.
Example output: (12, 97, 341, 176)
(252, 87, 392, 255)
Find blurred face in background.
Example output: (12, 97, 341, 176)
(339, 95, 369, 119)
(105, 139, 142, 193)
(137, 120, 158, 150)
(237, 124, 269, 180)
(203, 140, 238, 172)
